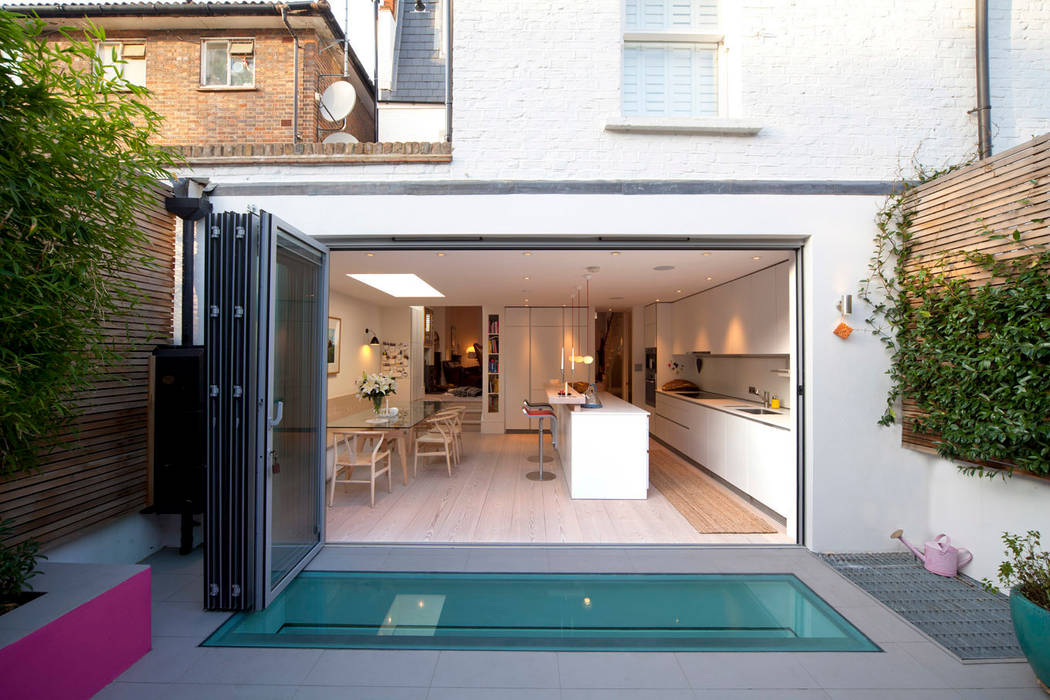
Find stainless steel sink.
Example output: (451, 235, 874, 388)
(729, 406, 780, 415)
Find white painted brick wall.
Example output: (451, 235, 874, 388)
(189, 0, 1050, 183)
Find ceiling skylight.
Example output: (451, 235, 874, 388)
(347, 273, 445, 297)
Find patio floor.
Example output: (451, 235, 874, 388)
(93, 545, 1044, 699)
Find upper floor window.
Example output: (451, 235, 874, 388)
(97, 41, 146, 88)
(622, 0, 721, 117)
(201, 39, 255, 88)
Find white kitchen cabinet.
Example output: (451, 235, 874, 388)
(704, 408, 728, 480)
(666, 262, 791, 356)
(529, 324, 562, 429)
(774, 261, 790, 354)
(643, 303, 656, 348)
(652, 393, 794, 520)
(687, 401, 709, 468)
(504, 307, 531, 327)
(503, 322, 530, 429)
(723, 415, 750, 492)
(530, 307, 563, 327)
(745, 424, 793, 517)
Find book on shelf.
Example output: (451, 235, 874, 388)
(488, 337, 499, 354)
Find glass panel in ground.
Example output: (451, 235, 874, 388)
(205, 572, 879, 652)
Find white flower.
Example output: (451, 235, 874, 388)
(355, 371, 398, 400)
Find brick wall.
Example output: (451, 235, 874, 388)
(57, 26, 375, 145)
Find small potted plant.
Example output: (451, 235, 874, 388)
(985, 530, 1050, 691)
(0, 520, 45, 615)
(356, 371, 398, 415)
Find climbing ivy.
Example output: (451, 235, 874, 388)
(860, 165, 1050, 477)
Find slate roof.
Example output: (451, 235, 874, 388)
(382, 0, 445, 104)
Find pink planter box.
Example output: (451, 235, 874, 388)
(0, 566, 151, 700)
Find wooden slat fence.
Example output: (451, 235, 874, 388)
(899, 133, 1050, 462)
(0, 181, 175, 547)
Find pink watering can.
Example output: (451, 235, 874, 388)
(890, 529, 973, 577)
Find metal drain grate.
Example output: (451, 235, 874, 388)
(819, 552, 1022, 661)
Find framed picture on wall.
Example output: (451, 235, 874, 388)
(327, 317, 341, 374)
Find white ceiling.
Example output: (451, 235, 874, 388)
(329, 248, 792, 308)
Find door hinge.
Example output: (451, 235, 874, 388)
(797, 384, 804, 397)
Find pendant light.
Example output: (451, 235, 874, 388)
(582, 275, 594, 366)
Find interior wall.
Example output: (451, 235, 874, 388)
(327, 289, 383, 398)
(674, 356, 791, 408)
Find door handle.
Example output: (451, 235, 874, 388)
(269, 400, 284, 428)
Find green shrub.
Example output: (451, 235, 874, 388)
(861, 169, 1050, 476)
(0, 520, 44, 600)
(984, 531, 1050, 611)
(0, 12, 174, 476)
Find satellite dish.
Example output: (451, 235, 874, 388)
(323, 132, 358, 144)
(319, 80, 357, 121)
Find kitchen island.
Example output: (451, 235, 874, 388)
(545, 388, 650, 499)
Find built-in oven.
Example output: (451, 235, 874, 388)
(644, 347, 657, 406)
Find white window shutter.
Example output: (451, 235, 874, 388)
(693, 47, 717, 115)
(668, 47, 694, 115)
(625, 0, 719, 31)
(642, 47, 668, 115)
(622, 46, 642, 115)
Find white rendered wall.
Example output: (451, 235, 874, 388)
(189, 0, 1048, 185)
(43, 513, 184, 564)
(378, 103, 446, 143)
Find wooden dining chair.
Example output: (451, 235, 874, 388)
(414, 415, 456, 477)
(433, 407, 465, 463)
(330, 430, 392, 508)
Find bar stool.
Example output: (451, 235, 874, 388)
(522, 399, 557, 482)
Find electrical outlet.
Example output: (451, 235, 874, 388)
(748, 386, 756, 394)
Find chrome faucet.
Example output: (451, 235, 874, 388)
(748, 386, 771, 408)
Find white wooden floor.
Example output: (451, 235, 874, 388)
(325, 432, 791, 544)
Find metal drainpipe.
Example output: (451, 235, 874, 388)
(975, 0, 992, 158)
(445, 0, 452, 142)
(374, 0, 380, 141)
(280, 5, 301, 144)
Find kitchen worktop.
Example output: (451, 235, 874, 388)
(656, 389, 791, 430)
(544, 387, 585, 404)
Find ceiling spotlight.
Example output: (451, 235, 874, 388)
(752, 256, 761, 260)
(610, 251, 621, 256)
(523, 298, 529, 303)
(706, 276, 713, 281)
(436, 252, 446, 257)
(523, 276, 530, 280)
(411, 0, 426, 12)
(703, 252, 711, 257)
(366, 252, 375, 257)
(655, 298, 661, 302)
(522, 252, 532, 256)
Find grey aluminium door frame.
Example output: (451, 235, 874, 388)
(255, 211, 330, 609)
(320, 235, 807, 546)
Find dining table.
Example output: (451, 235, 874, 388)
(327, 399, 444, 485)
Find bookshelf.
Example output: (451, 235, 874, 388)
(486, 313, 500, 413)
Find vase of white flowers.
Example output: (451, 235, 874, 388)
(356, 372, 397, 415)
